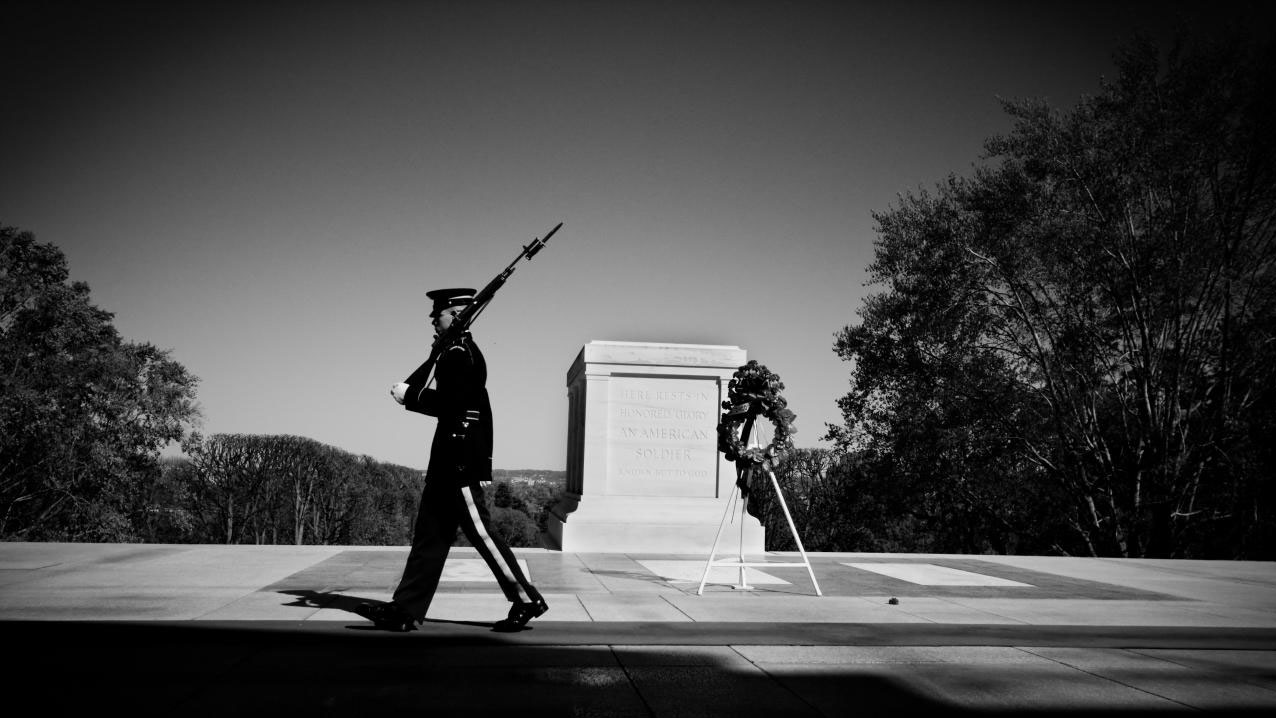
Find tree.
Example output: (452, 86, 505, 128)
(135, 457, 200, 543)
(1, 225, 201, 540)
(752, 448, 863, 552)
(492, 480, 527, 514)
(345, 458, 422, 546)
(183, 434, 283, 544)
(180, 433, 426, 545)
(829, 32, 1275, 558)
(489, 506, 541, 547)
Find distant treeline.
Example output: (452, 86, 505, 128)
(491, 469, 566, 484)
(142, 434, 565, 548)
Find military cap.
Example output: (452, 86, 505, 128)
(427, 287, 476, 317)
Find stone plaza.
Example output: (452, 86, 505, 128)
(3, 542, 1275, 715)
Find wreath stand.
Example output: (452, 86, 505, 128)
(696, 412, 822, 597)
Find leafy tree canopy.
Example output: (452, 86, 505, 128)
(828, 31, 1275, 558)
(1, 225, 201, 540)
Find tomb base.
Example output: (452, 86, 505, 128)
(546, 494, 765, 554)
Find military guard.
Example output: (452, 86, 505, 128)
(357, 287, 548, 632)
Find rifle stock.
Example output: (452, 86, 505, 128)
(402, 222, 561, 386)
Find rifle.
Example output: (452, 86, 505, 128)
(403, 221, 562, 387)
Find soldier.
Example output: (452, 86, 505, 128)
(356, 287, 548, 632)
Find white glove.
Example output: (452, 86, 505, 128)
(390, 382, 408, 405)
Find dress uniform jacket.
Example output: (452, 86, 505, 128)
(403, 332, 493, 486)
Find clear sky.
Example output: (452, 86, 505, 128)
(3, 1, 1266, 471)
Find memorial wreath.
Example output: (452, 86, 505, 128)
(716, 360, 797, 466)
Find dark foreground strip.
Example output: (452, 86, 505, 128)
(8, 619, 1276, 649)
(8, 621, 1273, 717)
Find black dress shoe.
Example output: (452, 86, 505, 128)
(354, 602, 417, 632)
(493, 598, 548, 632)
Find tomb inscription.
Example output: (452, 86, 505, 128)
(607, 376, 719, 497)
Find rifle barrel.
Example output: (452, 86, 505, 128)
(401, 221, 561, 386)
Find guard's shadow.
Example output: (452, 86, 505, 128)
(278, 589, 370, 614)
(590, 569, 676, 586)
(277, 590, 496, 630)
(589, 568, 800, 595)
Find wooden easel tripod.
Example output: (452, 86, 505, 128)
(696, 408, 822, 596)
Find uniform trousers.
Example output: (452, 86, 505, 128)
(392, 479, 542, 621)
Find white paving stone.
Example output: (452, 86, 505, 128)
(579, 594, 693, 622)
(943, 598, 1266, 626)
(638, 559, 790, 585)
(733, 645, 1050, 664)
(666, 594, 924, 623)
(1022, 647, 1276, 710)
(859, 595, 1030, 624)
(440, 558, 532, 582)
(424, 592, 592, 622)
(844, 562, 1034, 587)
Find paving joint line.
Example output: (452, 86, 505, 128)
(1126, 647, 1276, 696)
(574, 594, 594, 621)
(191, 586, 261, 621)
(660, 593, 697, 622)
(609, 645, 658, 718)
(1019, 646, 1198, 711)
(728, 644, 831, 717)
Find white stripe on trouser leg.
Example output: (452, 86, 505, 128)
(460, 486, 530, 603)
